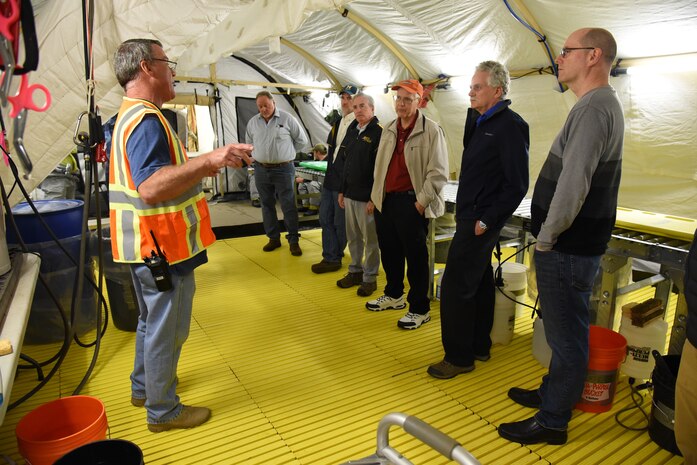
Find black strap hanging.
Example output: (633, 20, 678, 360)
(0, 0, 39, 74)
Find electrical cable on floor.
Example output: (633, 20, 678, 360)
(614, 377, 651, 431)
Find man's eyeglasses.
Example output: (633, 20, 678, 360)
(393, 95, 418, 105)
(559, 47, 596, 58)
(152, 58, 177, 72)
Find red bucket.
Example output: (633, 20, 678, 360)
(576, 326, 627, 413)
(15, 396, 108, 465)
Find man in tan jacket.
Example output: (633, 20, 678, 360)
(367, 79, 448, 329)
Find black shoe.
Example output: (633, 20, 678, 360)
(427, 359, 474, 379)
(474, 354, 490, 362)
(311, 260, 341, 274)
(356, 281, 377, 297)
(251, 199, 261, 208)
(337, 272, 363, 288)
(498, 417, 567, 445)
(289, 243, 302, 256)
(263, 239, 282, 252)
(508, 387, 542, 409)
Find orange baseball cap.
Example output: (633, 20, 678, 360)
(391, 79, 423, 98)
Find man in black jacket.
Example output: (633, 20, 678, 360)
(311, 84, 357, 273)
(428, 60, 529, 379)
(336, 93, 382, 296)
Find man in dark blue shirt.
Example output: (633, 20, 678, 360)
(428, 60, 529, 379)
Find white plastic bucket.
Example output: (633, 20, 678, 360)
(620, 316, 668, 379)
(491, 262, 527, 345)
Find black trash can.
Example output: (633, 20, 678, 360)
(649, 350, 682, 456)
(94, 226, 140, 332)
(55, 439, 144, 465)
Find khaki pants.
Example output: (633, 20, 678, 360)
(676, 339, 697, 464)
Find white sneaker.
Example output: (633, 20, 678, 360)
(397, 312, 431, 329)
(365, 294, 406, 311)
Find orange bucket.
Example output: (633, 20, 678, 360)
(15, 395, 108, 465)
(576, 326, 627, 413)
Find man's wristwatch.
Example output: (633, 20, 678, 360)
(479, 220, 488, 230)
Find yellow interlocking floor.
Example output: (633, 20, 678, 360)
(0, 230, 684, 464)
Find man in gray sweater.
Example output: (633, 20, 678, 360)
(498, 28, 624, 445)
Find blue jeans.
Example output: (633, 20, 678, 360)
(253, 162, 299, 243)
(130, 264, 195, 424)
(318, 187, 346, 262)
(534, 250, 601, 429)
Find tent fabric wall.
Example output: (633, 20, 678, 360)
(3, 0, 697, 219)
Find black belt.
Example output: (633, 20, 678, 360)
(386, 190, 416, 196)
(256, 160, 293, 168)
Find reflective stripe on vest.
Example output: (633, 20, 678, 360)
(109, 97, 215, 264)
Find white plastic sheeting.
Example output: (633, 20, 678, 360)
(3, 0, 697, 218)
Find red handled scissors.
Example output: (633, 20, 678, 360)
(7, 73, 51, 118)
(5, 73, 51, 178)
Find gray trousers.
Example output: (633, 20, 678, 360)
(344, 197, 380, 283)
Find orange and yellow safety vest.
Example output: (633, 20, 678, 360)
(109, 97, 215, 264)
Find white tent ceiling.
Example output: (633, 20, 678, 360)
(3, 0, 697, 218)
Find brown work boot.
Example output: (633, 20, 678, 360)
(337, 272, 363, 288)
(147, 405, 211, 433)
(311, 260, 341, 274)
(289, 242, 302, 256)
(131, 396, 146, 408)
(427, 359, 474, 379)
(357, 281, 377, 297)
(263, 239, 282, 252)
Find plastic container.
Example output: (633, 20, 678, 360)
(490, 262, 527, 345)
(6, 199, 84, 244)
(576, 326, 627, 413)
(22, 235, 98, 344)
(6, 199, 97, 343)
(649, 351, 682, 456)
(619, 315, 668, 380)
(16, 396, 108, 465)
(55, 439, 144, 465)
(532, 316, 552, 368)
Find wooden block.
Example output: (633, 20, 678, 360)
(622, 302, 639, 317)
(630, 298, 662, 318)
(0, 339, 12, 356)
(631, 306, 664, 327)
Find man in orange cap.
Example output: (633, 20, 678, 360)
(367, 79, 448, 329)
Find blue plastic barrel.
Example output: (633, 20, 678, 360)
(6, 199, 84, 244)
